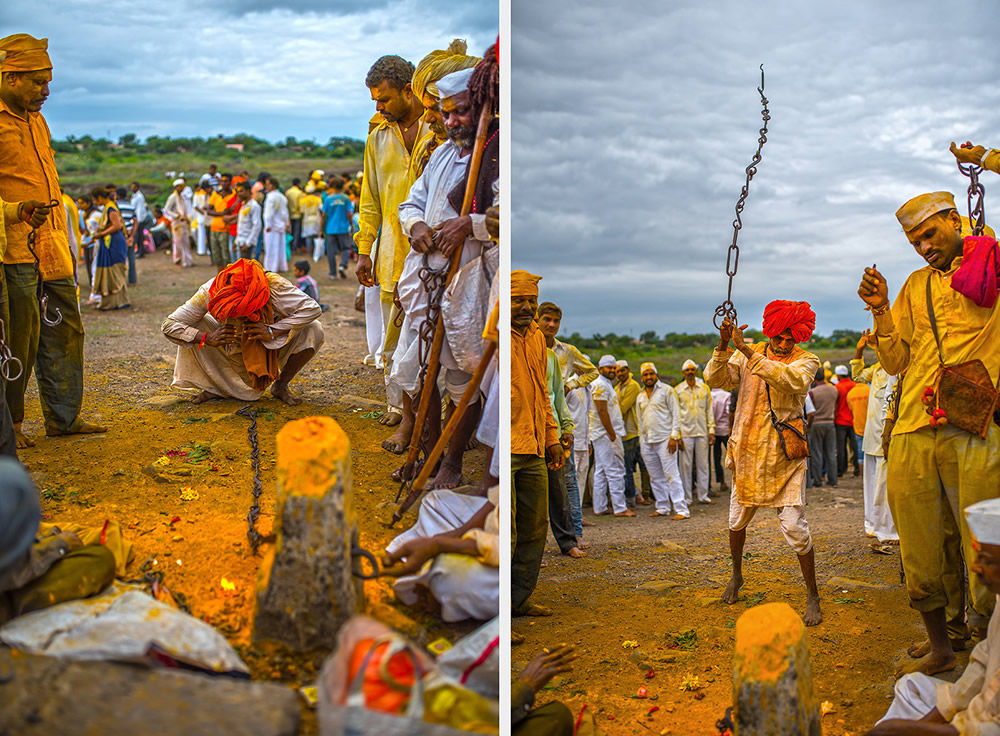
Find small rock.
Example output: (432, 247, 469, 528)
(143, 395, 184, 410)
(336, 394, 384, 412)
(699, 596, 723, 607)
(658, 540, 688, 555)
(638, 580, 681, 593)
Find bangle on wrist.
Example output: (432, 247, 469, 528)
(16, 202, 26, 222)
(981, 148, 997, 167)
(198, 333, 208, 350)
(869, 301, 890, 316)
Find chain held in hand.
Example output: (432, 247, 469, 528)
(25, 199, 64, 327)
(957, 151, 987, 237)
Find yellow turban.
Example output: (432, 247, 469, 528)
(412, 39, 481, 100)
(895, 192, 955, 232)
(511, 270, 542, 297)
(0, 34, 52, 73)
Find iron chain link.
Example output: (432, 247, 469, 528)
(714, 66, 770, 329)
(957, 157, 987, 237)
(0, 319, 22, 382)
(237, 405, 265, 553)
(123, 557, 192, 614)
(25, 199, 63, 328)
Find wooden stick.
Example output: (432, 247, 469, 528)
(392, 340, 496, 525)
(396, 104, 495, 494)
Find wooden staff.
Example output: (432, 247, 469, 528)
(396, 103, 494, 495)
(392, 339, 496, 526)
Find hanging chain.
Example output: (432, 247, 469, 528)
(25, 199, 64, 328)
(236, 405, 264, 553)
(956, 148, 986, 237)
(0, 319, 23, 382)
(714, 65, 770, 329)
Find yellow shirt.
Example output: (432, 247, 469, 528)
(511, 323, 558, 457)
(285, 185, 303, 219)
(0, 98, 72, 280)
(208, 191, 229, 232)
(353, 116, 431, 293)
(873, 261, 1000, 436)
(62, 193, 80, 246)
(617, 377, 642, 440)
(0, 198, 21, 263)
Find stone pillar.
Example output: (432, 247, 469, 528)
(253, 416, 362, 651)
(732, 602, 821, 736)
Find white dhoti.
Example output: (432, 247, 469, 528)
(679, 436, 710, 504)
(877, 673, 940, 723)
(864, 453, 898, 542)
(171, 320, 324, 400)
(476, 370, 499, 478)
(362, 286, 384, 368)
(262, 228, 287, 273)
(592, 435, 627, 515)
(641, 439, 688, 517)
(386, 490, 498, 623)
(171, 222, 193, 267)
(573, 447, 590, 507)
(195, 218, 208, 255)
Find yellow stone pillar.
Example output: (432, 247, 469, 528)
(253, 417, 362, 650)
(732, 602, 821, 736)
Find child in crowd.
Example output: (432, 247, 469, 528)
(293, 260, 328, 312)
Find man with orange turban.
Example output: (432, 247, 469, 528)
(0, 33, 106, 448)
(859, 189, 1000, 679)
(705, 303, 822, 626)
(161, 259, 324, 404)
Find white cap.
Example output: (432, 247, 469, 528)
(640, 362, 657, 374)
(436, 67, 474, 99)
(834, 365, 849, 376)
(965, 498, 1000, 545)
(598, 355, 616, 368)
(682, 359, 697, 371)
(616, 359, 628, 368)
(172, 178, 184, 187)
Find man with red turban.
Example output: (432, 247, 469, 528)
(705, 302, 823, 626)
(161, 259, 324, 404)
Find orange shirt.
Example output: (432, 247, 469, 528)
(0, 98, 72, 280)
(846, 383, 870, 436)
(511, 322, 558, 457)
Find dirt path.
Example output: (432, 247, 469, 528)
(515, 474, 970, 736)
(18, 248, 485, 732)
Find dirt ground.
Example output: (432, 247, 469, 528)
(515, 470, 972, 736)
(18, 247, 485, 732)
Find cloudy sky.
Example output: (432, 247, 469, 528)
(512, 0, 1000, 338)
(1, 0, 497, 143)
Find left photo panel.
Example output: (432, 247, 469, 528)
(0, 3, 503, 733)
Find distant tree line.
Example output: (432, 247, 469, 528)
(563, 328, 864, 351)
(50, 133, 365, 160)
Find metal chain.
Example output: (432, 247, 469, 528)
(0, 319, 23, 382)
(350, 543, 379, 579)
(956, 154, 986, 237)
(25, 199, 63, 327)
(236, 405, 264, 553)
(123, 557, 192, 614)
(713, 65, 771, 329)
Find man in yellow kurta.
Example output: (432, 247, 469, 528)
(859, 190, 1000, 678)
(0, 33, 105, 447)
(354, 54, 428, 429)
(705, 301, 822, 626)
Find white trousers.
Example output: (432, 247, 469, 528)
(592, 435, 627, 515)
(573, 447, 590, 508)
(877, 673, 940, 723)
(262, 227, 287, 273)
(195, 220, 208, 255)
(641, 439, 688, 517)
(362, 285, 384, 368)
(381, 296, 402, 413)
(863, 453, 899, 542)
(679, 436, 709, 503)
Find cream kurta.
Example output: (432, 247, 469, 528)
(706, 343, 820, 508)
(161, 272, 324, 400)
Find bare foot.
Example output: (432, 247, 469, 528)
(615, 510, 636, 517)
(722, 573, 743, 604)
(582, 519, 597, 527)
(514, 603, 553, 617)
(46, 421, 108, 437)
(511, 631, 525, 645)
(895, 650, 957, 680)
(465, 437, 479, 451)
(378, 411, 402, 427)
(15, 430, 35, 448)
(803, 592, 823, 626)
(577, 539, 589, 550)
(429, 462, 463, 490)
(271, 382, 302, 405)
(381, 436, 408, 454)
(565, 546, 587, 558)
(191, 391, 221, 405)
(381, 421, 412, 455)
(908, 637, 966, 658)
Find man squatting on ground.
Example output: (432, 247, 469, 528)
(859, 187, 1000, 678)
(705, 301, 823, 626)
(0, 33, 106, 448)
(161, 259, 324, 405)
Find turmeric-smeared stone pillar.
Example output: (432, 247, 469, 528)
(253, 417, 362, 651)
(732, 602, 821, 736)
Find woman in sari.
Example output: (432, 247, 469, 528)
(90, 188, 130, 311)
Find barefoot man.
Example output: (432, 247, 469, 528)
(705, 301, 822, 626)
(859, 190, 1000, 677)
(161, 259, 324, 405)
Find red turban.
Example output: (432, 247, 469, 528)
(208, 259, 271, 322)
(762, 300, 815, 343)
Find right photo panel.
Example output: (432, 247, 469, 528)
(509, 1, 1000, 734)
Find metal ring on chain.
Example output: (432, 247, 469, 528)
(350, 543, 380, 580)
(957, 160, 987, 237)
(0, 319, 23, 382)
(25, 199, 64, 328)
(236, 405, 264, 553)
(713, 65, 770, 329)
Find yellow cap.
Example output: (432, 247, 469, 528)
(895, 192, 955, 232)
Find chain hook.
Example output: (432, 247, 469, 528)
(26, 199, 64, 328)
(956, 155, 987, 237)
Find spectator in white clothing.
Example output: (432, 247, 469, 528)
(675, 359, 715, 506)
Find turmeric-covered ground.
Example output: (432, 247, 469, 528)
(19, 251, 484, 733)
(517, 476, 971, 735)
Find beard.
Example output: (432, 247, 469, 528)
(430, 121, 447, 139)
(447, 125, 476, 149)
